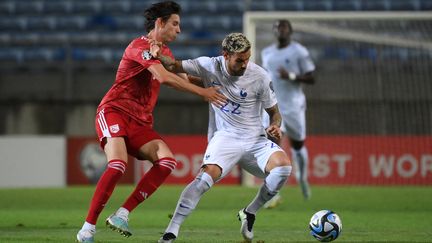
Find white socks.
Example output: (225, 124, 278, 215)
(165, 172, 214, 236)
(246, 165, 292, 214)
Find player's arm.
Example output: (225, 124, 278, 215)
(148, 64, 225, 106)
(150, 40, 185, 73)
(264, 104, 282, 143)
(278, 68, 315, 84)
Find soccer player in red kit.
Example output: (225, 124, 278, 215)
(76, 1, 226, 242)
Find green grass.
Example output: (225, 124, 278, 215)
(0, 185, 431, 242)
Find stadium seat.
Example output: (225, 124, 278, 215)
(0, 17, 26, 31)
(114, 16, 144, 31)
(0, 1, 15, 15)
(274, 1, 304, 11)
(0, 49, 23, 63)
(14, 0, 44, 14)
(304, 0, 332, 11)
(361, 0, 390, 11)
(389, 0, 419, 10)
(203, 16, 231, 30)
(187, 1, 217, 13)
(420, 0, 432, 10)
(102, 1, 131, 14)
(43, 1, 72, 14)
(26, 17, 56, 31)
(331, 0, 361, 11)
(215, 1, 244, 13)
(72, 1, 102, 14)
(56, 16, 88, 31)
(248, 1, 274, 11)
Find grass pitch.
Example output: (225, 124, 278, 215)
(0, 185, 431, 242)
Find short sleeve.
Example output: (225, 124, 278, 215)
(298, 47, 315, 74)
(182, 56, 212, 77)
(124, 38, 174, 69)
(261, 74, 278, 109)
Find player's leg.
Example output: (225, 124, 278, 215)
(239, 139, 292, 242)
(108, 128, 177, 237)
(159, 165, 220, 243)
(290, 139, 311, 200)
(77, 137, 129, 242)
(160, 133, 241, 242)
(77, 109, 129, 242)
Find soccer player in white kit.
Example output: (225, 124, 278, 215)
(153, 33, 292, 243)
(261, 19, 316, 200)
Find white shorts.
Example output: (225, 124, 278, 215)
(281, 108, 306, 141)
(203, 131, 284, 181)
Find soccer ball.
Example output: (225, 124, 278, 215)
(309, 210, 342, 242)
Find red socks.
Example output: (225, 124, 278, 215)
(122, 157, 177, 212)
(85, 159, 127, 224)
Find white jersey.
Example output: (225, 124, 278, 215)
(182, 56, 277, 139)
(261, 41, 315, 114)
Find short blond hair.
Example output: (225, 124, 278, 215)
(222, 33, 251, 54)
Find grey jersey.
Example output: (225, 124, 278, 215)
(182, 56, 277, 139)
(261, 41, 315, 114)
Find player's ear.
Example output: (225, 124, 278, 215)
(222, 51, 229, 60)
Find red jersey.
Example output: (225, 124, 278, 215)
(98, 36, 174, 126)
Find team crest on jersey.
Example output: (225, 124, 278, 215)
(142, 50, 152, 60)
(109, 124, 120, 133)
(240, 89, 248, 99)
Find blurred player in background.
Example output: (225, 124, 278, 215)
(153, 33, 292, 243)
(76, 1, 226, 242)
(261, 19, 315, 202)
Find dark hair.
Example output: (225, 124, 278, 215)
(274, 19, 293, 32)
(143, 1, 181, 32)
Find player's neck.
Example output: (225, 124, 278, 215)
(147, 30, 164, 44)
(277, 39, 291, 49)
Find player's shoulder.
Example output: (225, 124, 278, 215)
(248, 62, 271, 81)
(129, 36, 151, 48)
(290, 41, 310, 55)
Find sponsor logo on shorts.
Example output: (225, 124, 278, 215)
(109, 124, 120, 133)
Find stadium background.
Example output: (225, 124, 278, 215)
(0, 0, 431, 187)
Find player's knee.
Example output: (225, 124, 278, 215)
(202, 164, 222, 181)
(290, 139, 304, 150)
(265, 165, 292, 192)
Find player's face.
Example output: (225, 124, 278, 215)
(224, 49, 251, 76)
(160, 14, 181, 43)
(274, 21, 292, 42)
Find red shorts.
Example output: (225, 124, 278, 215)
(95, 108, 162, 158)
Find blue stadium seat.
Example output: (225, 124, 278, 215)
(248, 0, 274, 11)
(274, 1, 304, 11)
(22, 48, 65, 62)
(187, 1, 217, 13)
(0, 49, 22, 63)
(0, 18, 26, 31)
(14, 0, 44, 14)
(102, 1, 131, 14)
(43, 1, 72, 14)
(130, 1, 153, 14)
(0, 1, 15, 15)
(203, 16, 231, 30)
(389, 0, 419, 10)
(88, 15, 117, 30)
(420, 0, 432, 10)
(114, 16, 144, 31)
(72, 48, 113, 63)
(361, 0, 390, 11)
(304, 0, 332, 11)
(56, 16, 88, 31)
(331, 0, 360, 11)
(26, 17, 56, 31)
(72, 1, 102, 14)
(69, 33, 99, 44)
(216, 1, 244, 13)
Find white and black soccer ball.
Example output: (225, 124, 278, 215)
(309, 210, 342, 242)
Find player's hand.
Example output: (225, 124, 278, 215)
(278, 67, 296, 81)
(266, 125, 282, 143)
(149, 39, 162, 58)
(202, 86, 227, 108)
